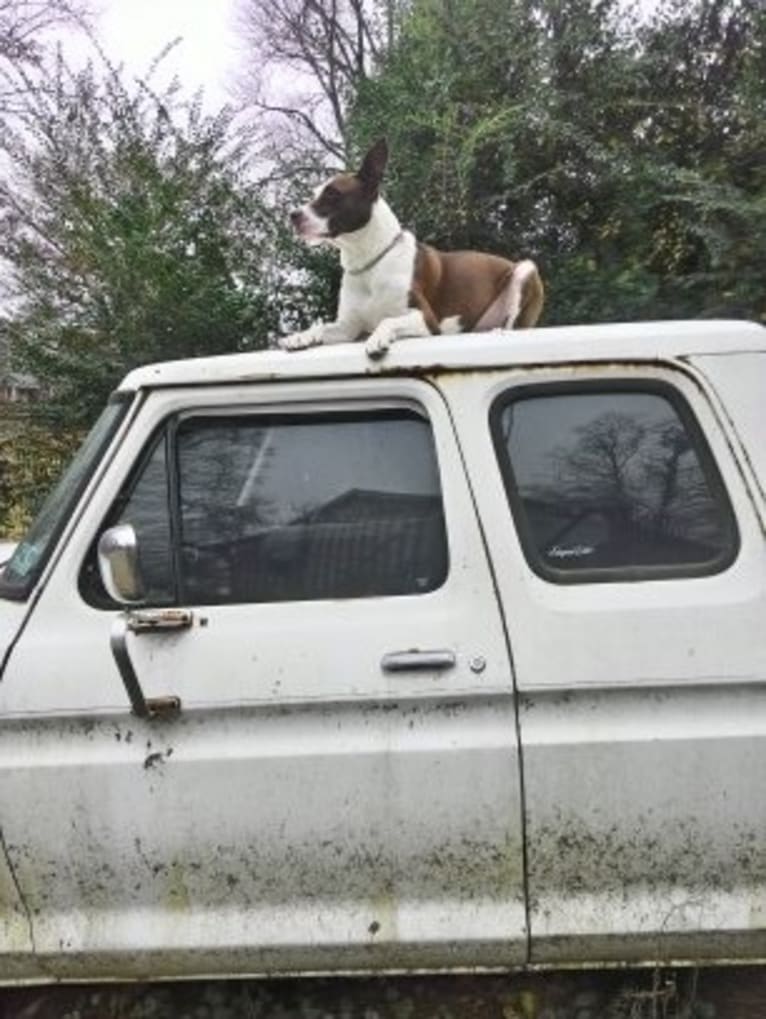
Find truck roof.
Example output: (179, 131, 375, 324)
(119, 319, 766, 391)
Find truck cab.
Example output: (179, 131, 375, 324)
(1, 319, 765, 982)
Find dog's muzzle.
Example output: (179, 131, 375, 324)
(289, 206, 329, 244)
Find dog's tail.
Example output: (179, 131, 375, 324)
(508, 259, 544, 329)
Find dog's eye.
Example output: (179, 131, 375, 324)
(322, 184, 340, 201)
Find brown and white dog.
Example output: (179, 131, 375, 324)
(280, 138, 544, 358)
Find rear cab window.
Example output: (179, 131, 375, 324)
(491, 381, 739, 582)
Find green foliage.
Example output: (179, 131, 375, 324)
(0, 55, 297, 427)
(2, 3, 765, 533)
(0, 408, 81, 536)
(0, 53, 342, 528)
(347, 0, 766, 325)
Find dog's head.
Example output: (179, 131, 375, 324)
(290, 138, 389, 245)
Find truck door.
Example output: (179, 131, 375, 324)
(446, 362, 766, 964)
(0, 376, 525, 980)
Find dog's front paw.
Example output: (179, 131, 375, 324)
(365, 326, 393, 360)
(279, 327, 321, 352)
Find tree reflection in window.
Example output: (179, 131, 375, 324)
(500, 390, 736, 574)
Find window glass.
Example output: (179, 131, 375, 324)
(1, 395, 130, 601)
(80, 432, 175, 606)
(495, 387, 737, 579)
(119, 435, 175, 603)
(175, 409, 448, 603)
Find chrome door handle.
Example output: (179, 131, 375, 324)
(127, 608, 194, 633)
(381, 649, 456, 673)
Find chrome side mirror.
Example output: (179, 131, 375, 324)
(98, 524, 145, 604)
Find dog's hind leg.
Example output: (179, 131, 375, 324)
(473, 259, 544, 332)
(505, 259, 544, 329)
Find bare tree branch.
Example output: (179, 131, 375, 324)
(0, 0, 92, 65)
(0, 0, 93, 114)
(251, 98, 346, 159)
(236, 0, 394, 167)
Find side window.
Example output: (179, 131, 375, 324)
(492, 383, 738, 581)
(175, 409, 448, 603)
(83, 407, 448, 606)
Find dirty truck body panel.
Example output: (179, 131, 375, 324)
(0, 320, 764, 982)
(450, 355, 766, 964)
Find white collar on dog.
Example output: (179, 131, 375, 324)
(346, 230, 405, 276)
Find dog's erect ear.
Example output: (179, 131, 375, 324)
(356, 138, 388, 194)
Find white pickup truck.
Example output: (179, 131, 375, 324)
(0, 319, 765, 984)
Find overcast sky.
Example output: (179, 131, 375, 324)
(63, 0, 241, 111)
(63, 0, 659, 117)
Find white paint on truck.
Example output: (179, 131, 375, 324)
(0, 319, 764, 983)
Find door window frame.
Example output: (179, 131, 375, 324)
(80, 394, 451, 609)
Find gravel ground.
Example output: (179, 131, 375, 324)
(2, 969, 766, 1019)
